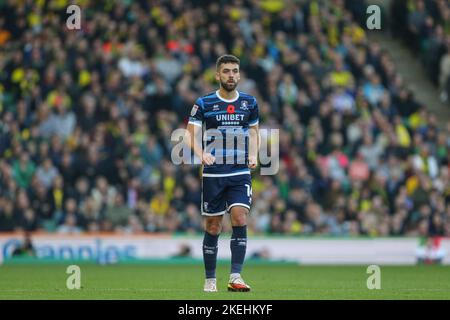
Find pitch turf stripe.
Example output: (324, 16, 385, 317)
(2, 288, 450, 293)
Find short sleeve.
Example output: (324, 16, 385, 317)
(188, 98, 204, 127)
(248, 97, 259, 126)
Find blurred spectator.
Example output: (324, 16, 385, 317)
(104, 193, 132, 230)
(91, 176, 117, 213)
(12, 232, 36, 257)
(57, 214, 82, 234)
(35, 157, 59, 189)
(0, 197, 16, 232)
(180, 203, 202, 234)
(12, 153, 35, 188)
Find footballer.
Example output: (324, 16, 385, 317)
(185, 54, 259, 292)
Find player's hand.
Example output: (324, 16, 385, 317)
(248, 156, 257, 169)
(202, 153, 216, 165)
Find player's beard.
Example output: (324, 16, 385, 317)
(220, 79, 238, 92)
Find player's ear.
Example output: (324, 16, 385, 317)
(215, 71, 220, 81)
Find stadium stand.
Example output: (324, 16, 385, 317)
(390, 0, 450, 103)
(0, 0, 449, 238)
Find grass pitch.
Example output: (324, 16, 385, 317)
(1, 261, 450, 299)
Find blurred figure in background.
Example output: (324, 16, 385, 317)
(12, 232, 36, 257)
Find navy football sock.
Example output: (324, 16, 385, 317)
(203, 232, 219, 279)
(230, 225, 247, 274)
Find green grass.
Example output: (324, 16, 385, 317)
(1, 262, 450, 299)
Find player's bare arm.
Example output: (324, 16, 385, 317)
(185, 122, 216, 165)
(248, 124, 259, 169)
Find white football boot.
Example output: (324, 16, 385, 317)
(203, 278, 218, 292)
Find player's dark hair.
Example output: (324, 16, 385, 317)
(216, 54, 240, 70)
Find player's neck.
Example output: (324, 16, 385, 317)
(217, 88, 238, 101)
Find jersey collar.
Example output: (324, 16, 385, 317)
(216, 90, 239, 103)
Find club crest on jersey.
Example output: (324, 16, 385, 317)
(241, 100, 248, 110)
(191, 104, 199, 116)
(227, 105, 235, 114)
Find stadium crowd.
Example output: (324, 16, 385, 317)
(390, 0, 450, 103)
(0, 0, 450, 237)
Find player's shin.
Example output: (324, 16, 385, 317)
(203, 232, 219, 279)
(230, 225, 247, 275)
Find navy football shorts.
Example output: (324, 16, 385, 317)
(201, 174, 252, 216)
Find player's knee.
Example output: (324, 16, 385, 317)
(232, 216, 247, 226)
(205, 220, 222, 235)
(206, 224, 221, 235)
(230, 207, 248, 226)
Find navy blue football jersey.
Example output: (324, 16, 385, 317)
(188, 90, 259, 177)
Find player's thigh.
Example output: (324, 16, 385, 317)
(229, 205, 249, 226)
(202, 176, 227, 216)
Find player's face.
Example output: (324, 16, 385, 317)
(216, 63, 240, 92)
